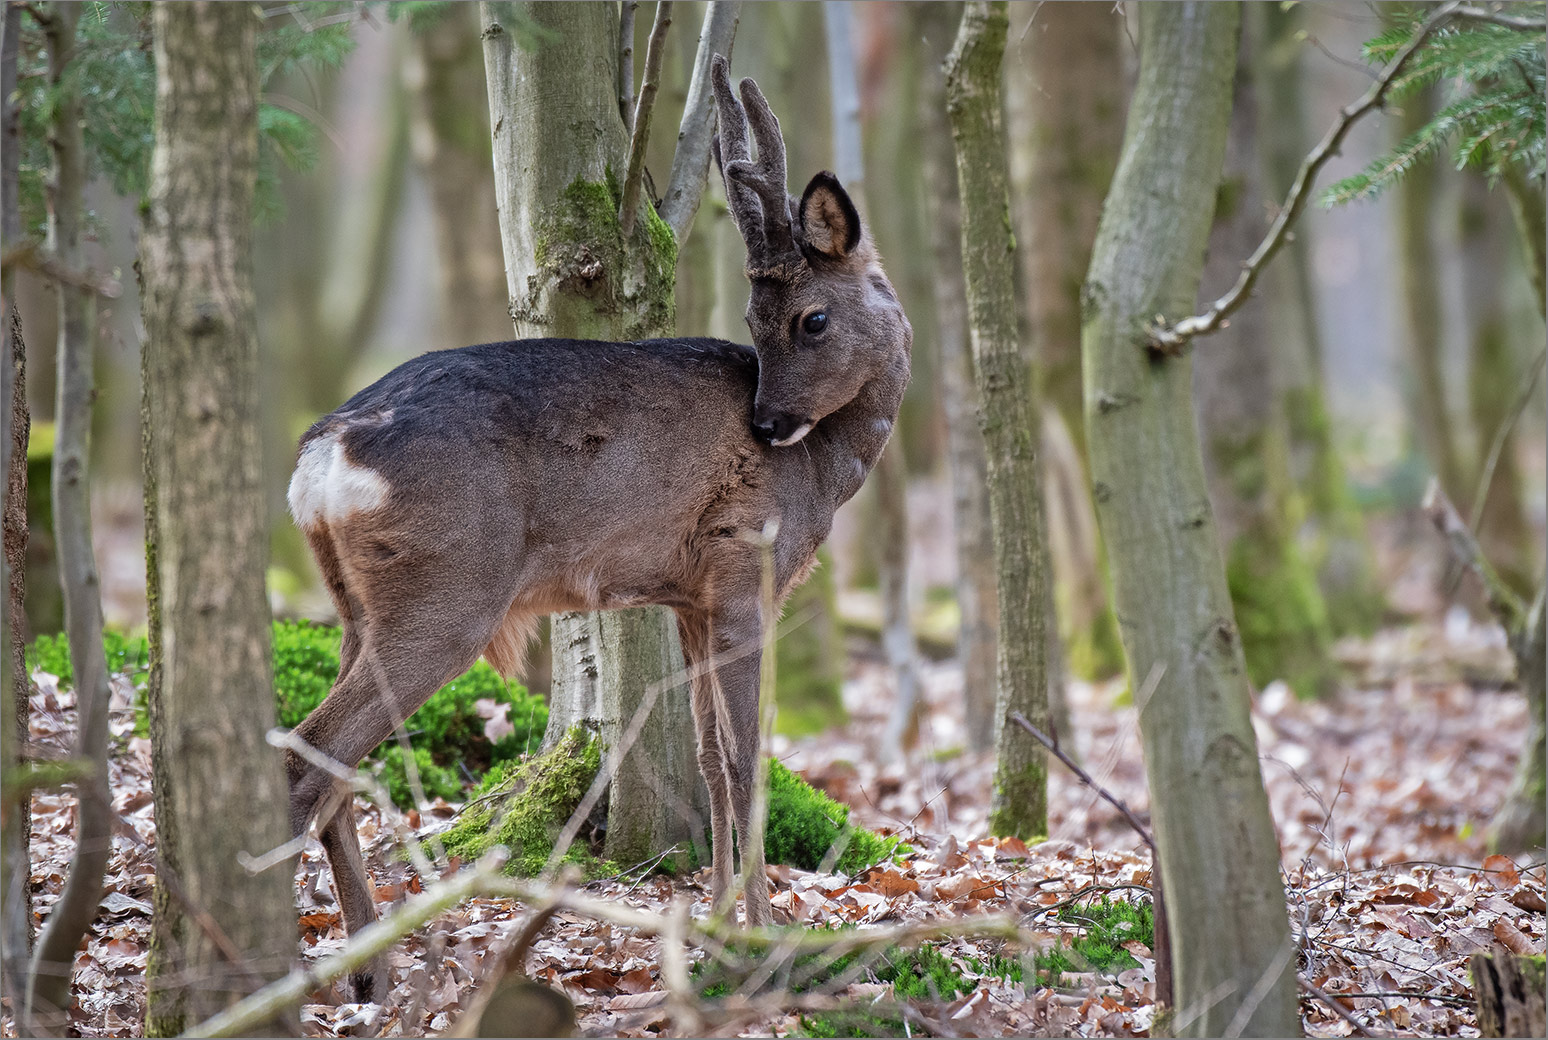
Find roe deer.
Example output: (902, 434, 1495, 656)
(285, 57, 910, 998)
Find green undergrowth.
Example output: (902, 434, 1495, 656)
(690, 897, 1151, 1036)
(433, 738, 906, 880)
(27, 620, 547, 808)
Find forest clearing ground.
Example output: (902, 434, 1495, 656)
(8, 614, 1545, 1038)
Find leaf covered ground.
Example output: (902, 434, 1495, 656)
(6, 610, 1545, 1038)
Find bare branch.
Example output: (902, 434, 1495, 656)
(1422, 478, 1528, 632)
(617, 0, 637, 124)
(1451, 5, 1547, 31)
(1469, 346, 1546, 535)
(1299, 976, 1382, 1038)
(1147, 0, 1473, 354)
(0, 241, 123, 298)
(1008, 711, 1154, 849)
(659, 1, 742, 241)
(618, 0, 673, 238)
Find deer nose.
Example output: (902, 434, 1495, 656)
(754, 411, 814, 447)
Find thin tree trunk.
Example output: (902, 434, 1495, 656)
(1461, 177, 1536, 597)
(1006, 1, 1125, 682)
(1, 0, 33, 991)
(824, 1, 919, 759)
(404, 3, 511, 347)
(1397, 86, 1466, 501)
(1502, 166, 1546, 317)
(27, 5, 114, 1027)
(1493, 585, 1545, 853)
(139, 4, 296, 1033)
(916, 1, 996, 752)
(1249, 2, 1382, 637)
(946, 1, 1047, 840)
(1193, 37, 1334, 698)
(1082, 4, 1298, 1033)
(483, 0, 705, 867)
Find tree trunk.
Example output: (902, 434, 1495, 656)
(1502, 166, 1546, 318)
(139, 5, 297, 1033)
(1471, 949, 1547, 1039)
(1005, 1, 1125, 682)
(915, 1, 996, 752)
(482, 1, 705, 867)
(1491, 585, 1545, 854)
(2, 0, 33, 989)
(945, 1, 1048, 839)
(1461, 177, 1536, 598)
(404, 3, 511, 348)
(1397, 85, 1466, 501)
(1193, 36, 1334, 699)
(27, 5, 114, 1026)
(1082, 5, 1299, 1034)
(1248, 2, 1382, 637)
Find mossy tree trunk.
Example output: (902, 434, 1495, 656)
(482, 1, 705, 867)
(1249, 1, 1382, 637)
(26, 4, 115, 1026)
(1005, 0, 1125, 683)
(1, 0, 33, 989)
(916, 0, 996, 751)
(945, 1, 1048, 839)
(1492, 585, 1545, 853)
(1397, 85, 1467, 502)
(139, 5, 297, 1033)
(1193, 37, 1334, 699)
(1081, 4, 1299, 1034)
(404, 3, 512, 348)
(1461, 177, 1536, 598)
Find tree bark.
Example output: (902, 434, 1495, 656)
(139, 4, 297, 1033)
(27, 5, 114, 1026)
(1491, 585, 1545, 853)
(915, 1, 996, 752)
(1397, 85, 1467, 502)
(1471, 949, 1547, 1038)
(404, 3, 512, 347)
(1193, 35, 1334, 699)
(946, 1, 1048, 839)
(1082, 4, 1299, 1033)
(1005, 1, 1125, 682)
(1248, 2, 1382, 637)
(482, 0, 706, 867)
(1461, 177, 1536, 598)
(1501, 166, 1546, 316)
(2, 0, 34, 991)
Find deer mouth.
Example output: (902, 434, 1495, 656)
(769, 422, 814, 447)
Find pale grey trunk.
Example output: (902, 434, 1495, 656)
(28, 5, 114, 1026)
(825, 1, 919, 759)
(916, 0, 996, 751)
(139, 5, 298, 1035)
(1082, 4, 1298, 1033)
(946, 1, 1048, 839)
(1192, 38, 1333, 698)
(482, 1, 705, 866)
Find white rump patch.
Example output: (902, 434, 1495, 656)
(287, 434, 390, 530)
(770, 422, 814, 447)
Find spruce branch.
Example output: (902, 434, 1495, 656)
(618, 0, 672, 238)
(1147, 0, 1475, 355)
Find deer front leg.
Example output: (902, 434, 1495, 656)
(710, 603, 774, 928)
(676, 611, 737, 916)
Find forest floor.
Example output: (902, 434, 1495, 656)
(7, 605, 1544, 1038)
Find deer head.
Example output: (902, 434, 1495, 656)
(711, 57, 911, 448)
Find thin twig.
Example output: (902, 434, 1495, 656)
(1299, 976, 1382, 1037)
(1147, 0, 1471, 354)
(1451, 5, 1547, 31)
(1422, 478, 1527, 632)
(659, 1, 742, 241)
(618, 0, 673, 237)
(1468, 345, 1546, 535)
(1008, 711, 1154, 849)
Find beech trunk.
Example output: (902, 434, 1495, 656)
(1081, 4, 1299, 1033)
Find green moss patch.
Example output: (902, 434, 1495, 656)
(765, 760, 907, 874)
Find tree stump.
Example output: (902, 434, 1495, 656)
(1471, 949, 1546, 1038)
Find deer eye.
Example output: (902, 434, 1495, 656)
(802, 311, 828, 335)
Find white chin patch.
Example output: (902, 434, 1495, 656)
(771, 422, 814, 447)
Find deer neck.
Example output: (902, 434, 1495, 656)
(807, 354, 909, 510)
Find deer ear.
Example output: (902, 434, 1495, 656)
(798, 172, 862, 260)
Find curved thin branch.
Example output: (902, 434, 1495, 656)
(1469, 346, 1546, 535)
(618, 0, 673, 238)
(1423, 478, 1527, 632)
(1451, 5, 1547, 32)
(659, 1, 742, 242)
(1147, 0, 1470, 354)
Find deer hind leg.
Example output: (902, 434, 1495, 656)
(709, 601, 773, 927)
(677, 610, 736, 916)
